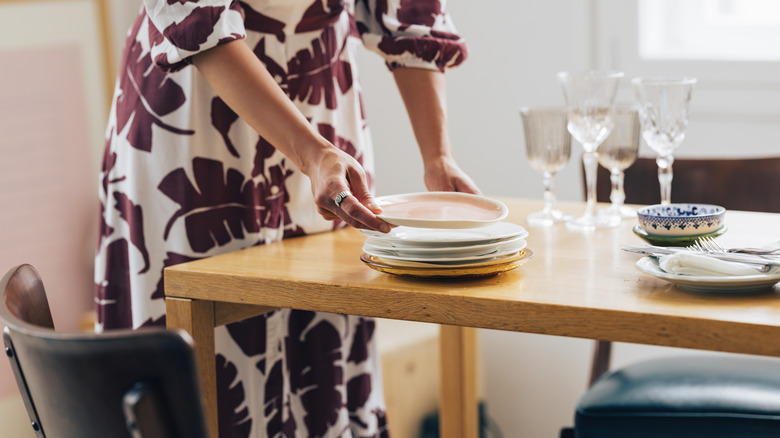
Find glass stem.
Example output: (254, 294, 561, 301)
(582, 150, 598, 217)
(542, 170, 557, 213)
(610, 168, 625, 209)
(657, 155, 674, 205)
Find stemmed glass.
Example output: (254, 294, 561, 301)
(557, 71, 624, 230)
(597, 107, 640, 220)
(519, 107, 573, 227)
(632, 77, 697, 205)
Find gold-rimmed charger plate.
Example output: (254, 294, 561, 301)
(361, 249, 534, 278)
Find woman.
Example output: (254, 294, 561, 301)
(95, 1, 477, 436)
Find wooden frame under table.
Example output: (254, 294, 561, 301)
(165, 198, 780, 438)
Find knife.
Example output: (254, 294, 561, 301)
(620, 244, 780, 271)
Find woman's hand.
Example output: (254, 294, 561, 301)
(305, 146, 391, 233)
(392, 68, 481, 196)
(423, 155, 481, 194)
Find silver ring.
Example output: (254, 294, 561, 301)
(334, 190, 351, 208)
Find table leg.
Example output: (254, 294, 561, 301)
(166, 297, 217, 438)
(439, 325, 479, 438)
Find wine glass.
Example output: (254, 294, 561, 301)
(632, 77, 697, 205)
(519, 107, 573, 227)
(557, 71, 624, 230)
(597, 107, 640, 220)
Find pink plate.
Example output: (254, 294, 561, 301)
(374, 192, 508, 229)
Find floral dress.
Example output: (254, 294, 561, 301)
(94, 1, 466, 437)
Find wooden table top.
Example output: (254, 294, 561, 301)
(165, 198, 780, 357)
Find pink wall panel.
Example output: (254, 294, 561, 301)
(0, 45, 98, 397)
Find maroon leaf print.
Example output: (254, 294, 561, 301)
(151, 252, 199, 300)
(242, 2, 286, 43)
(97, 201, 113, 250)
(296, 0, 345, 33)
(251, 136, 277, 178)
(287, 27, 353, 109)
(397, 0, 440, 27)
(158, 158, 260, 253)
(347, 373, 372, 428)
(261, 164, 297, 230)
(226, 313, 269, 357)
(253, 38, 288, 90)
(101, 147, 126, 195)
(95, 239, 133, 329)
(286, 311, 344, 436)
(114, 15, 194, 152)
(317, 123, 358, 158)
(162, 5, 226, 51)
(283, 224, 307, 239)
(379, 34, 466, 72)
(211, 97, 241, 158)
(250, 140, 300, 232)
(347, 317, 375, 364)
(375, 410, 390, 438)
(217, 354, 252, 438)
(113, 192, 150, 274)
(264, 359, 298, 437)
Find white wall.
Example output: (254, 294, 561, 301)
(357, 2, 598, 435)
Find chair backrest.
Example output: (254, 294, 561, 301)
(1, 264, 208, 438)
(594, 156, 780, 212)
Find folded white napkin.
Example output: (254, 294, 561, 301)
(659, 252, 765, 276)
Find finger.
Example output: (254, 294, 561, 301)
(455, 177, 482, 195)
(346, 166, 382, 214)
(317, 206, 339, 221)
(335, 194, 391, 233)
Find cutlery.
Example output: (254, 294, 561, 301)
(692, 236, 780, 256)
(621, 244, 777, 272)
(727, 247, 780, 255)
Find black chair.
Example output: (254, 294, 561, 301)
(1, 264, 209, 438)
(564, 156, 780, 437)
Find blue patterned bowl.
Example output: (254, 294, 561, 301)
(637, 204, 726, 237)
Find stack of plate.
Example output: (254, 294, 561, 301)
(360, 222, 533, 278)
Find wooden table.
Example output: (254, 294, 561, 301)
(165, 198, 780, 438)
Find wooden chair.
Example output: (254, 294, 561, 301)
(589, 156, 780, 384)
(1, 264, 209, 438)
(564, 156, 780, 437)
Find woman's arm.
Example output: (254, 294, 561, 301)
(392, 68, 480, 194)
(192, 40, 390, 232)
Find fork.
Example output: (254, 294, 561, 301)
(687, 236, 775, 273)
(691, 236, 780, 255)
(689, 236, 726, 253)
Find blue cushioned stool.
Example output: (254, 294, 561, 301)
(573, 356, 780, 438)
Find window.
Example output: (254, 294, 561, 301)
(639, 0, 780, 61)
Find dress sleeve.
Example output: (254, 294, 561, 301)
(142, 0, 247, 72)
(354, 0, 468, 72)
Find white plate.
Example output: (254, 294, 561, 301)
(374, 192, 508, 228)
(361, 221, 528, 247)
(367, 249, 526, 268)
(635, 256, 780, 293)
(363, 235, 527, 256)
(364, 238, 527, 261)
(363, 244, 523, 263)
